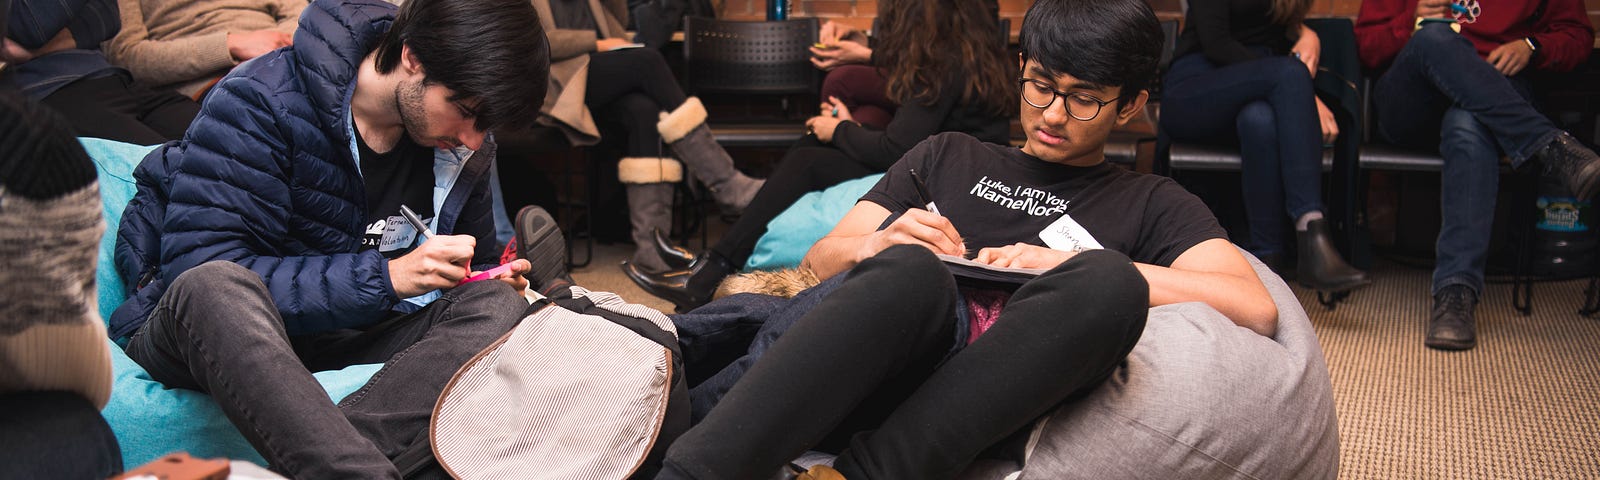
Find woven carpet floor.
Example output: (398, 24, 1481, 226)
(569, 235, 1600, 478)
(1290, 262, 1600, 479)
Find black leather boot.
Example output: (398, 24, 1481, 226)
(651, 228, 696, 270)
(623, 249, 734, 311)
(1426, 285, 1477, 351)
(1296, 218, 1370, 292)
(1535, 132, 1600, 202)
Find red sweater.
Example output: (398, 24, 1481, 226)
(1356, 0, 1595, 72)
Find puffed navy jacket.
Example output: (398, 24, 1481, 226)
(110, 0, 501, 339)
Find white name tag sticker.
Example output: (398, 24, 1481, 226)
(378, 215, 420, 253)
(1040, 213, 1103, 252)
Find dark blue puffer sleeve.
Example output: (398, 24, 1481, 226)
(157, 75, 398, 335)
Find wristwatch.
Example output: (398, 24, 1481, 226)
(1524, 37, 1540, 55)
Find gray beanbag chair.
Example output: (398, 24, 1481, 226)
(1003, 252, 1339, 479)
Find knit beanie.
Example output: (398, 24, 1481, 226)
(0, 91, 112, 409)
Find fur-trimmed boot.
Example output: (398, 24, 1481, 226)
(657, 97, 763, 213)
(619, 157, 682, 273)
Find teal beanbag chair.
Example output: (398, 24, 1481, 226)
(744, 174, 883, 271)
(85, 138, 383, 467)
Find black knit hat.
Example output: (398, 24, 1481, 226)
(0, 91, 97, 200)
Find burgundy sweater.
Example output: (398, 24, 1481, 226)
(1355, 0, 1595, 72)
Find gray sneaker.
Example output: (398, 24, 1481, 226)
(514, 206, 572, 296)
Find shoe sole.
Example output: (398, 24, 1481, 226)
(1424, 337, 1476, 351)
(516, 207, 567, 288)
(1572, 159, 1600, 203)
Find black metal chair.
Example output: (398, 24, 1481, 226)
(681, 16, 820, 148)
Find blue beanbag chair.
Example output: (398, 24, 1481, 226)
(85, 138, 383, 468)
(744, 174, 883, 271)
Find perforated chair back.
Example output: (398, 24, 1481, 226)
(682, 16, 819, 96)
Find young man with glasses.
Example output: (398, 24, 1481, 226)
(656, 0, 1275, 478)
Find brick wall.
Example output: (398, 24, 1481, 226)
(717, 0, 1600, 37)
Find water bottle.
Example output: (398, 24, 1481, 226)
(767, 0, 787, 20)
(1531, 175, 1598, 277)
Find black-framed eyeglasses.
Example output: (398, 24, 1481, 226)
(1018, 78, 1112, 121)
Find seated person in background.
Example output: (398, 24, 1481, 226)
(1356, 0, 1598, 351)
(1, 0, 199, 144)
(1161, 0, 1369, 292)
(627, 0, 1014, 311)
(806, 0, 1001, 129)
(657, 0, 1276, 478)
(107, 0, 305, 100)
(110, 0, 548, 475)
(0, 91, 122, 479)
(531, 0, 761, 273)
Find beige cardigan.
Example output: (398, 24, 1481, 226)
(107, 0, 306, 98)
(531, 0, 630, 147)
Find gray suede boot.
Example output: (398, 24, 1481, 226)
(658, 97, 763, 213)
(619, 157, 682, 273)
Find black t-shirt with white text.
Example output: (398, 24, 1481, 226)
(356, 132, 435, 259)
(860, 132, 1225, 267)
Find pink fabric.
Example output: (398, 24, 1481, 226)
(961, 287, 1012, 345)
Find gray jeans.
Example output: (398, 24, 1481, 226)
(124, 261, 528, 479)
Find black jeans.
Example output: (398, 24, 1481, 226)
(585, 47, 688, 157)
(712, 136, 881, 264)
(0, 391, 122, 479)
(124, 262, 528, 479)
(41, 74, 199, 145)
(661, 245, 1149, 480)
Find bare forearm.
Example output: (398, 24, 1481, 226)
(800, 234, 868, 281)
(1134, 262, 1278, 337)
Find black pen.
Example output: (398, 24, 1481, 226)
(909, 168, 941, 215)
(399, 204, 434, 241)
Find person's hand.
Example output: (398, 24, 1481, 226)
(1486, 39, 1534, 76)
(227, 30, 292, 62)
(809, 40, 870, 71)
(805, 115, 844, 142)
(973, 242, 1077, 270)
(818, 20, 852, 45)
(820, 96, 854, 122)
(1, 39, 34, 64)
(858, 209, 965, 262)
(1415, 0, 1451, 19)
(2, 28, 77, 65)
(1291, 25, 1321, 77)
(388, 234, 476, 298)
(1314, 97, 1339, 145)
(596, 37, 634, 52)
(473, 258, 531, 292)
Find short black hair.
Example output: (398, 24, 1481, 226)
(1019, 0, 1162, 105)
(373, 0, 549, 133)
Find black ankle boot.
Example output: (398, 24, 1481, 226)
(1296, 219, 1370, 292)
(1426, 285, 1477, 350)
(623, 250, 733, 311)
(1535, 132, 1600, 202)
(651, 228, 696, 270)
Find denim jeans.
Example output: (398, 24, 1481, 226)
(1160, 51, 1325, 257)
(124, 261, 528, 479)
(670, 273, 847, 423)
(1372, 24, 1559, 295)
(0, 391, 122, 479)
(661, 246, 1148, 480)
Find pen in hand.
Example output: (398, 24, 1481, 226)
(909, 168, 941, 215)
(399, 204, 433, 240)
